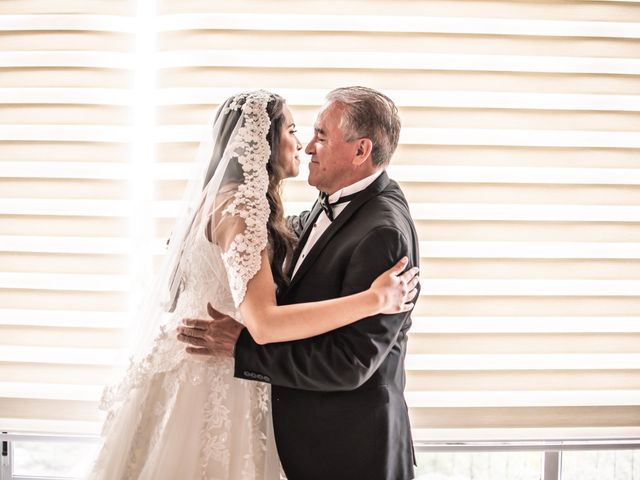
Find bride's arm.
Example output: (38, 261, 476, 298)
(238, 249, 418, 345)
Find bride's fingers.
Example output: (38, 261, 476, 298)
(405, 287, 418, 300)
(399, 267, 419, 282)
(387, 257, 409, 275)
(399, 302, 414, 312)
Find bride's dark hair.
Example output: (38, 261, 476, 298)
(264, 95, 297, 293)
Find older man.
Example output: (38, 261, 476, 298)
(181, 86, 419, 480)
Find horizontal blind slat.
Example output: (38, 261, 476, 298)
(0, 309, 127, 328)
(405, 354, 640, 370)
(154, 87, 640, 111)
(155, 125, 640, 148)
(0, 272, 129, 291)
(410, 316, 640, 333)
(405, 390, 640, 407)
(411, 427, 640, 442)
(157, 50, 640, 74)
(154, 13, 640, 39)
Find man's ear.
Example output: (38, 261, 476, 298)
(352, 138, 373, 166)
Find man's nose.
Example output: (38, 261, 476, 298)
(304, 141, 314, 155)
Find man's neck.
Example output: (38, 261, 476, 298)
(323, 169, 383, 196)
(323, 169, 383, 198)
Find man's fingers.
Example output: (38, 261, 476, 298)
(182, 318, 209, 330)
(186, 346, 213, 356)
(207, 302, 228, 320)
(186, 346, 228, 358)
(177, 333, 207, 347)
(176, 326, 203, 338)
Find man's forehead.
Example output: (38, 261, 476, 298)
(315, 102, 343, 129)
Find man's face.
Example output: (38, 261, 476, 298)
(305, 102, 357, 194)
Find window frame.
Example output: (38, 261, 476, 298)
(2, 432, 639, 480)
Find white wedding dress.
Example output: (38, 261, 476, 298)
(87, 225, 282, 480)
(86, 90, 286, 480)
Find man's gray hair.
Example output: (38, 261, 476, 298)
(326, 86, 401, 167)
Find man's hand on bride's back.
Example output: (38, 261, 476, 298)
(176, 303, 244, 357)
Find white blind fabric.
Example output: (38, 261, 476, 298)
(0, 3, 136, 434)
(1, 0, 639, 441)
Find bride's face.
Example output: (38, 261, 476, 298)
(277, 104, 302, 179)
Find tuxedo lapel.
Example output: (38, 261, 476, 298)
(288, 171, 390, 289)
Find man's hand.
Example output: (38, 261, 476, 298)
(176, 303, 244, 357)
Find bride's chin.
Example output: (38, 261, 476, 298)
(287, 166, 300, 179)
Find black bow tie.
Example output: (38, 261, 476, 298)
(318, 191, 361, 222)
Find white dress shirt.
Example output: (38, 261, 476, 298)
(291, 170, 383, 278)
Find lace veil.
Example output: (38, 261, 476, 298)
(125, 90, 276, 364)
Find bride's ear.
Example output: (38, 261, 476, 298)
(351, 138, 373, 166)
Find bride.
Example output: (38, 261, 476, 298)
(86, 90, 418, 479)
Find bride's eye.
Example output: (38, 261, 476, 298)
(290, 129, 297, 134)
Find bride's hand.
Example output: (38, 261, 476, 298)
(370, 257, 419, 314)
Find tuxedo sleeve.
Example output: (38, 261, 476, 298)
(234, 225, 414, 391)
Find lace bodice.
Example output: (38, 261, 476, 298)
(100, 225, 239, 413)
(178, 224, 238, 321)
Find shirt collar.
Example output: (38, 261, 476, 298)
(327, 170, 384, 203)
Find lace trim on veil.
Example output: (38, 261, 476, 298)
(218, 91, 272, 309)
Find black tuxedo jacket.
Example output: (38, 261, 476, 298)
(234, 172, 419, 480)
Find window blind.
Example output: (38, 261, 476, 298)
(0, 2, 136, 435)
(1, 0, 639, 441)
(153, 0, 640, 443)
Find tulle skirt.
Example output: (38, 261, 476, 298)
(86, 355, 282, 480)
